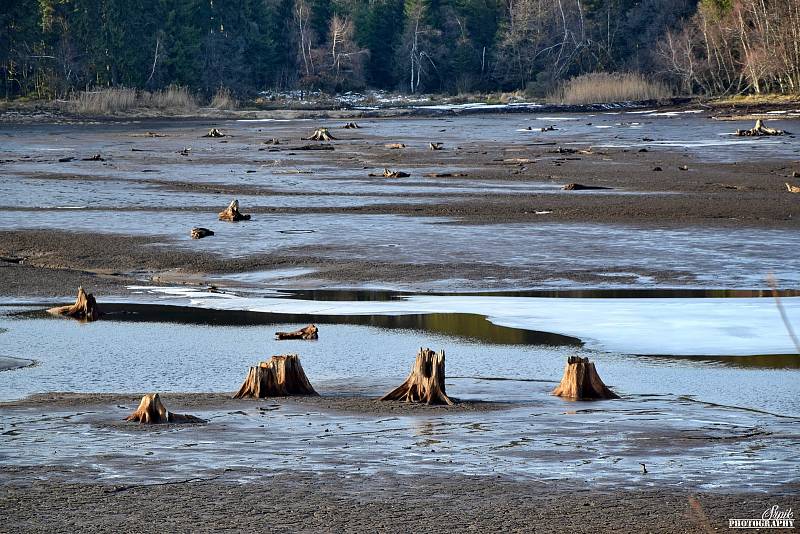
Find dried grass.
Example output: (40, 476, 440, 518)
(210, 87, 238, 110)
(550, 73, 671, 105)
(68, 86, 197, 115)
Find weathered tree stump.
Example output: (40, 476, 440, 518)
(385, 143, 406, 149)
(47, 286, 100, 321)
(736, 119, 785, 136)
(785, 183, 800, 193)
(377, 168, 410, 178)
(125, 393, 205, 424)
(552, 356, 619, 400)
(203, 128, 225, 138)
(306, 128, 335, 141)
(381, 348, 453, 405)
(429, 142, 444, 150)
(343, 122, 361, 129)
(218, 199, 251, 221)
(275, 324, 319, 340)
(234, 354, 318, 398)
(191, 227, 214, 239)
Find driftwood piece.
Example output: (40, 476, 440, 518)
(234, 354, 318, 398)
(298, 144, 334, 151)
(429, 142, 444, 150)
(381, 348, 453, 405)
(552, 356, 619, 400)
(179, 147, 191, 156)
(47, 287, 100, 321)
(562, 183, 610, 191)
(343, 122, 361, 129)
(263, 138, 280, 145)
(203, 128, 225, 138)
(368, 168, 410, 178)
(306, 128, 335, 141)
(82, 154, 105, 161)
(191, 227, 214, 239)
(541, 125, 557, 132)
(423, 172, 468, 178)
(385, 143, 406, 149)
(275, 324, 318, 340)
(125, 393, 205, 424)
(218, 199, 251, 222)
(736, 119, 785, 136)
(786, 183, 800, 193)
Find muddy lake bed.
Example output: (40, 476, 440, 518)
(1, 110, 799, 525)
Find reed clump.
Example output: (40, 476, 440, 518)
(68, 85, 198, 115)
(550, 73, 671, 105)
(210, 87, 238, 110)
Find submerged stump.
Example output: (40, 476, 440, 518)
(381, 348, 453, 405)
(275, 324, 318, 340)
(218, 199, 251, 221)
(191, 227, 214, 239)
(552, 356, 619, 400)
(47, 286, 100, 321)
(343, 122, 361, 129)
(125, 393, 205, 424)
(234, 354, 318, 398)
(306, 128, 335, 141)
(429, 142, 444, 150)
(736, 119, 785, 136)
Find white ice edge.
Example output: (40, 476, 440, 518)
(128, 286, 800, 357)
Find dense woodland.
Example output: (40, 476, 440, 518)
(1, 0, 799, 100)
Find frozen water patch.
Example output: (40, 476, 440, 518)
(131, 287, 800, 357)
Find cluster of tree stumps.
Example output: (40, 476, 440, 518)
(736, 119, 786, 136)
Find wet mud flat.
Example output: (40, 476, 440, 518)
(1, 113, 800, 293)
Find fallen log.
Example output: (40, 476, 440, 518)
(82, 154, 105, 161)
(191, 227, 214, 239)
(234, 354, 318, 398)
(562, 183, 610, 191)
(306, 128, 335, 141)
(275, 324, 318, 340)
(736, 119, 785, 136)
(203, 128, 225, 138)
(552, 356, 619, 400)
(381, 348, 453, 405)
(343, 122, 361, 129)
(423, 172, 468, 178)
(218, 199, 251, 222)
(385, 143, 406, 149)
(297, 144, 334, 151)
(786, 183, 800, 193)
(429, 142, 444, 150)
(47, 286, 100, 321)
(125, 393, 205, 424)
(263, 138, 280, 145)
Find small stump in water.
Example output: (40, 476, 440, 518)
(218, 199, 251, 221)
(191, 227, 214, 239)
(736, 119, 785, 136)
(552, 356, 619, 400)
(203, 128, 225, 138)
(47, 287, 100, 321)
(429, 142, 444, 150)
(343, 122, 361, 129)
(234, 354, 318, 398)
(306, 128, 335, 141)
(369, 168, 409, 178)
(275, 324, 318, 340)
(125, 393, 205, 424)
(381, 348, 453, 405)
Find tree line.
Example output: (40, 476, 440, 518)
(1, 0, 798, 100)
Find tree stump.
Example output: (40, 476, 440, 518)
(343, 122, 361, 129)
(234, 354, 318, 398)
(275, 324, 318, 340)
(191, 227, 214, 239)
(551, 356, 619, 400)
(785, 183, 800, 193)
(203, 128, 225, 138)
(47, 287, 100, 321)
(381, 348, 453, 405)
(125, 393, 205, 424)
(306, 128, 335, 141)
(384, 143, 406, 149)
(736, 119, 785, 136)
(218, 199, 251, 221)
(429, 142, 444, 150)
